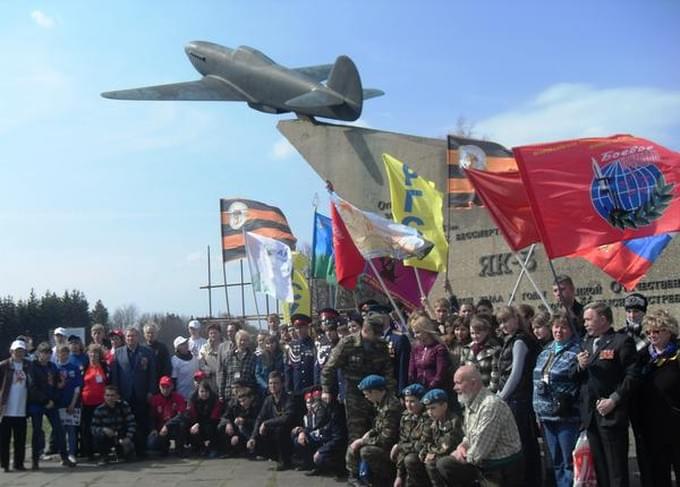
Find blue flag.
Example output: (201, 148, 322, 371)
(312, 211, 337, 285)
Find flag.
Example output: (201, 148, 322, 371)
(282, 252, 311, 322)
(464, 169, 540, 251)
(220, 198, 296, 262)
(513, 135, 680, 258)
(382, 153, 448, 272)
(311, 211, 336, 285)
(364, 258, 438, 311)
(447, 135, 517, 208)
(331, 200, 365, 289)
(331, 193, 434, 261)
(575, 233, 674, 291)
(244, 231, 294, 302)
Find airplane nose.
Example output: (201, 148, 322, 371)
(185, 41, 199, 56)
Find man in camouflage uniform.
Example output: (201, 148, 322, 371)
(346, 375, 402, 487)
(419, 388, 464, 487)
(391, 384, 429, 487)
(321, 313, 395, 443)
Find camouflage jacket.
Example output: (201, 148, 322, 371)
(419, 410, 464, 461)
(363, 395, 402, 451)
(321, 333, 395, 397)
(395, 409, 428, 467)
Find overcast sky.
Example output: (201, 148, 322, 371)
(1, 1, 679, 318)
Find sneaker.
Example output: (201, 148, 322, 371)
(40, 454, 53, 461)
(61, 458, 76, 468)
(68, 455, 77, 465)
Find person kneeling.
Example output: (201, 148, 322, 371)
(346, 374, 401, 487)
(418, 388, 463, 487)
(291, 386, 347, 476)
(148, 376, 187, 457)
(219, 384, 260, 458)
(91, 385, 136, 465)
(183, 380, 222, 458)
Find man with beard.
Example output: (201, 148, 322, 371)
(436, 365, 522, 487)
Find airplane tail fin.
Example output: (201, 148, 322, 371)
(327, 55, 363, 118)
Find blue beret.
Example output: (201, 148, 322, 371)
(422, 388, 448, 405)
(402, 383, 426, 398)
(358, 374, 387, 391)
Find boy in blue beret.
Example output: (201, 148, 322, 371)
(391, 384, 428, 487)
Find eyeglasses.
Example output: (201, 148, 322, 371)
(647, 329, 668, 335)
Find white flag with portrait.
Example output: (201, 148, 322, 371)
(244, 231, 294, 302)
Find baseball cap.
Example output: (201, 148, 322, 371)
(53, 327, 68, 336)
(10, 340, 27, 352)
(173, 336, 189, 349)
(188, 320, 201, 329)
(159, 376, 173, 387)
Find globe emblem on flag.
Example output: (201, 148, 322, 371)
(590, 160, 673, 230)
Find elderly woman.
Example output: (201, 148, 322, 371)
(532, 312, 582, 487)
(408, 316, 452, 391)
(218, 329, 257, 401)
(459, 315, 501, 388)
(637, 309, 680, 487)
(495, 304, 542, 487)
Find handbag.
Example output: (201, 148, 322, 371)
(572, 431, 597, 486)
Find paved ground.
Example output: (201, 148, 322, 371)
(0, 456, 347, 487)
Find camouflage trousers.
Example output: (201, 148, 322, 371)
(344, 391, 374, 442)
(346, 444, 394, 483)
(403, 452, 432, 487)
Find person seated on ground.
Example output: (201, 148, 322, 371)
(247, 371, 297, 471)
(291, 385, 347, 477)
(419, 388, 464, 487)
(391, 384, 428, 487)
(219, 383, 261, 458)
(148, 375, 187, 457)
(438, 365, 523, 487)
(183, 380, 222, 458)
(91, 385, 136, 465)
(346, 374, 402, 487)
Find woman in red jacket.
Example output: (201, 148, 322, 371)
(408, 316, 452, 392)
(80, 344, 108, 460)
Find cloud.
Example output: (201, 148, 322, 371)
(270, 137, 297, 160)
(31, 10, 55, 28)
(473, 84, 680, 148)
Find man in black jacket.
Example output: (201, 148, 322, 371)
(247, 371, 297, 471)
(577, 302, 639, 487)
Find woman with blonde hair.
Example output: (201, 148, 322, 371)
(408, 315, 452, 391)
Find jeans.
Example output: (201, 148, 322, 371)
(541, 420, 580, 487)
(64, 424, 77, 457)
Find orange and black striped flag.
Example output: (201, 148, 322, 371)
(447, 135, 517, 208)
(220, 198, 297, 262)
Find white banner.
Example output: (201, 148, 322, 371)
(244, 231, 294, 302)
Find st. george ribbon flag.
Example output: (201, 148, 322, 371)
(311, 211, 337, 285)
(513, 134, 680, 259)
(244, 231, 294, 302)
(330, 193, 434, 261)
(465, 167, 674, 289)
(220, 198, 296, 262)
(382, 153, 448, 272)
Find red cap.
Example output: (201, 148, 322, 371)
(159, 376, 173, 387)
(193, 370, 207, 382)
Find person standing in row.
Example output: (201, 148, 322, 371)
(0, 340, 32, 472)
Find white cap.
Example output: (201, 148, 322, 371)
(54, 327, 67, 336)
(188, 320, 201, 329)
(10, 340, 27, 351)
(173, 336, 189, 349)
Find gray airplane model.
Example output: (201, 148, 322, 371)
(102, 41, 384, 122)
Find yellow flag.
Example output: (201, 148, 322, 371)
(382, 153, 448, 272)
(282, 252, 311, 322)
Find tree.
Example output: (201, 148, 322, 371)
(111, 304, 139, 330)
(91, 300, 109, 326)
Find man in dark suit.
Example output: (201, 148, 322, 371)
(577, 302, 639, 487)
(110, 327, 158, 458)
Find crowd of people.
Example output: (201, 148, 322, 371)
(0, 274, 678, 487)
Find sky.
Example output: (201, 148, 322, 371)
(1, 1, 679, 318)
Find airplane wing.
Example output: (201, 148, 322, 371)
(363, 88, 385, 100)
(101, 76, 246, 101)
(292, 64, 334, 82)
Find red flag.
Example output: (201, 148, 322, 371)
(513, 135, 680, 258)
(465, 169, 540, 251)
(331, 201, 365, 289)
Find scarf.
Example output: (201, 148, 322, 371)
(648, 340, 679, 364)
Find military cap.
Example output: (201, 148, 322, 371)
(402, 383, 426, 398)
(624, 293, 648, 312)
(422, 388, 448, 405)
(303, 385, 322, 402)
(358, 374, 387, 391)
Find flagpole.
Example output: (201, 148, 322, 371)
(222, 260, 231, 317)
(413, 267, 425, 300)
(242, 229, 263, 329)
(507, 244, 550, 311)
(207, 245, 213, 318)
(367, 259, 407, 329)
(310, 199, 318, 316)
